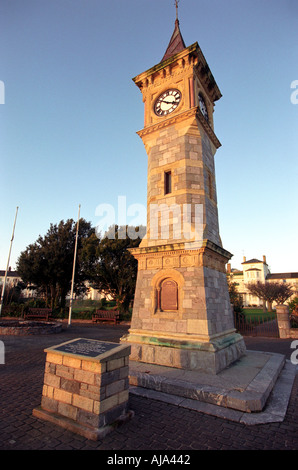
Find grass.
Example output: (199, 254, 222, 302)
(242, 308, 276, 322)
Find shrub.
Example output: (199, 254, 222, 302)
(289, 297, 298, 328)
(70, 310, 94, 320)
(288, 296, 298, 314)
(1, 303, 24, 317)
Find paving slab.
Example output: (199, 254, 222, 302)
(0, 324, 298, 450)
(129, 350, 296, 423)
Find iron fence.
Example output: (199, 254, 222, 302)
(234, 311, 279, 338)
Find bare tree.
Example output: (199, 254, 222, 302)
(245, 281, 294, 312)
(274, 282, 296, 305)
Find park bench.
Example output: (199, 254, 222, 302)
(92, 309, 120, 324)
(24, 308, 52, 321)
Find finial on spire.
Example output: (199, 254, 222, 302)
(175, 0, 180, 22)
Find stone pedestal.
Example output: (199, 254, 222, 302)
(276, 305, 291, 339)
(33, 338, 133, 440)
(122, 240, 246, 375)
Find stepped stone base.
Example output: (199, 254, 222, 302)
(129, 350, 291, 417)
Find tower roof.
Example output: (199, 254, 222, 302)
(161, 19, 186, 62)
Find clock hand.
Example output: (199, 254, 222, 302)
(162, 100, 178, 105)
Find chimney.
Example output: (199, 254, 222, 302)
(263, 255, 267, 264)
(243, 256, 246, 262)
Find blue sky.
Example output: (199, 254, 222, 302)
(1, 0, 297, 274)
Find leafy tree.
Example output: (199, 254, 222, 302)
(17, 218, 94, 310)
(227, 277, 245, 321)
(84, 225, 143, 313)
(0, 280, 26, 305)
(245, 281, 294, 311)
(288, 296, 298, 314)
(288, 296, 298, 328)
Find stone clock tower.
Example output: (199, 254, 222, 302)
(122, 17, 246, 374)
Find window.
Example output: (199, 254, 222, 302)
(164, 171, 172, 195)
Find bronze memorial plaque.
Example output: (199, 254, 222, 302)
(50, 338, 119, 358)
(161, 279, 178, 311)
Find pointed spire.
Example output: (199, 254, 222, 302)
(161, 2, 186, 62)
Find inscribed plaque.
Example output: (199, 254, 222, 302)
(161, 279, 178, 311)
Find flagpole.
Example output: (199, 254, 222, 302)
(0, 206, 19, 317)
(68, 205, 81, 327)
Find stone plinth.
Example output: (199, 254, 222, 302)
(33, 338, 133, 440)
(124, 331, 245, 375)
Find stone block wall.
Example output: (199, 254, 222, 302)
(130, 249, 235, 339)
(276, 305, 298, 339)
(143, 124, 221, 249)
(33, 341, 132, 440)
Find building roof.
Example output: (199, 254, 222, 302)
(0, 270, 20, 278)
(161, 19, 186, 62)
(266, 273, 298, 280)
(242, 258, 263, 264)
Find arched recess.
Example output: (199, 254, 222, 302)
(151, 269, 185, 315)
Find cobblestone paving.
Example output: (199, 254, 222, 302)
(0, 323, 297, 451)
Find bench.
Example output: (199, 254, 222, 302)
(24, 308, 52, 321)
(92, 310, 120, 324)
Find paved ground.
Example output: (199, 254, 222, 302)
(0, 321, 297, 453)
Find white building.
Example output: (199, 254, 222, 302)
(0, 269, 107, 302)
(227, 256, 298, 307)
(0, 268, 34, 299)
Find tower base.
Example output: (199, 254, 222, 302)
(121, 330, 246, 375)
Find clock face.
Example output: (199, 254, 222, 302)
(198, 94, 208, 122)
(154, 89, 182, 116)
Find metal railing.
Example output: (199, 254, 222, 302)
(234, 311, 279, 337)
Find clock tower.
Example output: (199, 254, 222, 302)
(122, 16, 246, 374)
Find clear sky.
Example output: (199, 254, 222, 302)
(1, 0, 297, 274)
